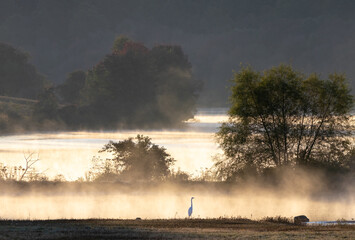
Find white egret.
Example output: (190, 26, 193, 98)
(188, 197, 195, 217)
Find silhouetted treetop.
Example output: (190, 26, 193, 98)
(91, 135, 175, 181)
(80, 36, 200, 128)
(57, 70, 86, 104)
(112, 35, 132, 52)
(0, 42, 45, 98)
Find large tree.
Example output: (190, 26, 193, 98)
(81, 39, 154, 127)
(81, 37, 200, 128)
(216, 65, 353, 180)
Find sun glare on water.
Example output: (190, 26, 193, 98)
(0, 109, 227, 180)
(0, 109, 353, 221)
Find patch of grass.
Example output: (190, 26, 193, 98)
(261, 216, 294, 224)
(0, 218, 354, 239)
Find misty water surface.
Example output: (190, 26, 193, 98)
(0, 108, 228, 180)
(0, 109, 354, 221)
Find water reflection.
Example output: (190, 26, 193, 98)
(0, 109, 354, 221)
(0, 108, 228, 180)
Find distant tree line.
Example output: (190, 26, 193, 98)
(0, 42, 46, 99)
(65, 36, 201, 128)
(1, 0, 355, 107)
(0, 41, 353, 187)
(0, 42, 49, 133)
(0, 37, 201, 132)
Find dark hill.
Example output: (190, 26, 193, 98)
(1, 0, 354, 106)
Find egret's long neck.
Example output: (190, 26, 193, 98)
(191, 198, 193, 207)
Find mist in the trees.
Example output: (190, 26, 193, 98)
(1, 0, 355, 106)
(0, 0, 354, 229)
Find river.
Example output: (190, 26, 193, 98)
(0, 109, 354, 221)
(0, 108, 228, 180)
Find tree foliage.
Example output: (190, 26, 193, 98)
(33, 87, 59, 121)
(112, 35, 132, 53)
(0, 38, 200, 132)
(57, 70, 86, 104)
(90, 135, 175, 181)
(216, 65, 354, 180)
(2, 0, 355, 107)
(0, 42, 45, 98)
(81, 36, 200, 128)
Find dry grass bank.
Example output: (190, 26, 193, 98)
(0, 218, 354, 239)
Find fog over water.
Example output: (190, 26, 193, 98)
(0, 108, 354, 221)
(1, 185, 353, 221)
(0, 108, 228, 180)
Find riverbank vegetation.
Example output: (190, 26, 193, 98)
(1, 64, 354, 189)
(0, 41, 353, 197)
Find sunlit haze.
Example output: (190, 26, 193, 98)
(0, 108, 228, 180)
(0, 109, 354, 220)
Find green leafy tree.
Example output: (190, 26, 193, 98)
(152, 45, 201, 124)
(0, 42, 45, 98)
(112, 35, 132, 52)
(216, 65, 353, 180)
(80, 37, 200, 128)
(92, 135, 175, 181)
(57, 70, 86, 104)
(33, 87, 59, 121)
(81, 38, 153, 126)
